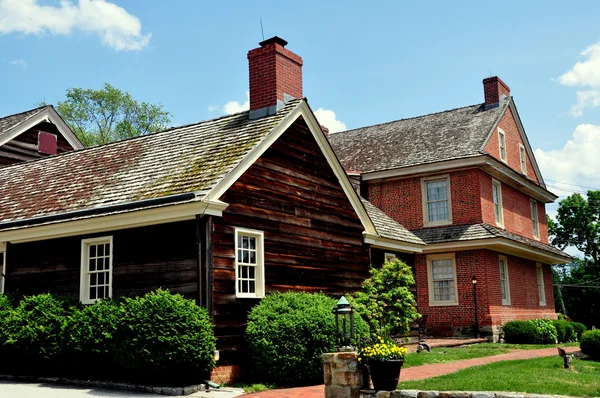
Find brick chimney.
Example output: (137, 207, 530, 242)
(248, 36, 303, 119)
(483, 76, 510, 109)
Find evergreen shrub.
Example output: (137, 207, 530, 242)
(580, 329, 600, 359)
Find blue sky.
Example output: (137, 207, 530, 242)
(1, 0, 600, 212)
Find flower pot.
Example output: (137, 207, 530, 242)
(368, 359, 404, 391)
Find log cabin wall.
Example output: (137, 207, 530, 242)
(5, 221, 198, 300)
(212, 117, 372, 358)
(0, 122, 75, 166)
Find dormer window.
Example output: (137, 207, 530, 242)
(519, 144, 527, 175)
(498, 128, 507, 163)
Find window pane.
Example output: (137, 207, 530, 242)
(97, 257, 104, 271)
(243, 236, 248, 249)
(248, 237, 256, 250)
(426, 180, 447, 201)
(90, 245, 96, 258)
(237, 250, 243, 263)
(89, 258, 96, 272)
(243, 251, 249, 263)
(241, 266, 248, 278)
(104, 243, 110, 255)
(90, 273, 97, 286)
(97, 286, 105, 299)
(105, 286, 110, 298)
(97, 244, 104, 256)
(242, 280, 248, 293)
(98, 272, 105, 285)
(249, 251, 256, 264)
(90, 287, 96, 300)
(249, 281, 256, 293)
(249, 266, 255, 279)
(238, 235, 242, 248)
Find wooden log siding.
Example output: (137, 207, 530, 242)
(0, 122, 74, 166)
(5, 221, 199, 300)
(212, 118, 371, 354)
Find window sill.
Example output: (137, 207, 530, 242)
(236, 294, 264, 299)
(428, 301, 459, 307)
(423, 220, 453, 228)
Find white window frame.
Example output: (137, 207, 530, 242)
(421, 175, 453, 227)
(519, 144, 527, 175)
(536, 263, 546, 306)
(0, 242, 6, 294)
(498, 128, 507, 163)
(499, 255, 511, 305)
(492, 179, 504, 227)
(80, 236, 113, 304)
(234, 227, 265, 299)
(530, 199, 540, 239)
(427, 253, 458, 306)
(384, 253, 397, 263)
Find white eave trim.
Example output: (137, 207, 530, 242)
(206, 100, 378, 236)
(0, 199, 228, 244)
(363, 232, 424, 253)
(0, 107, 84, 150)
(361, 154, 556, 203)
(422, 237, 571, 264)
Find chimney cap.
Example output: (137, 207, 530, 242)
(259, 36, 288, 48)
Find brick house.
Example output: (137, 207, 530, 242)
(329, 77, 571, 339)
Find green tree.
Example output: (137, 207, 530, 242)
(549, 191, 600, 327)
(51, 83, 171, 147)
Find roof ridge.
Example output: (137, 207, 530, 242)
(0, 100, 302, 173)
(0, 104, 50, 123)
(335, 102, 485, 135)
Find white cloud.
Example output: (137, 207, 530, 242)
(559, 42, 600, 87)
(9, 59, 26, 69)
(568, 90, 600, 117)
(314, 108, 347, 134)
(223, 92, 249, 114)
(207, 105, 219, 112)
(0, 0, 150, 51)
(535, 123, 600, 191)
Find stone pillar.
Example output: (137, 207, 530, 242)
(322, 352, 361, 398)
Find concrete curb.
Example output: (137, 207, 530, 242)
(359, 390, 580, 398)
(0, 374, 207, 396)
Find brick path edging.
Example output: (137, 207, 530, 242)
(0, 374, 206, 396)
(360, 390, 579, 398)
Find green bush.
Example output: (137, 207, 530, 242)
(571, 322, 587, 341)
(113, 289, 215, 383)
(246, 292, 370, 386)
(0, 294, 75, 364)
(351, 259, 420, 336)
(0, 294, 12, 314)
(552, 320, 576, 343)
(580, 329, 600, 359)
(502, 319, 557, 344)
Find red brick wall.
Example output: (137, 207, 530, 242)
(415, 249, 556, 332)
(484, 107, 540, 185)
(368, 169, 483, 230)
(480, 172, 549, 243)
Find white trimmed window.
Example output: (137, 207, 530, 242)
(519, 144, 527, 175)
(427, 253, 458, 306)
(536, 263, 546, 306)
(499, 255, 510, 305)
(530, 200, 540, 239)
(492, 179, 504, 227)
(235, 227, 265, 298)
(498, 129, 507, 162)
(0, 243, 5, 294)
(80, 237, 113, 304)
(384, 253, 397, 263)
(422, 175, 452, 226)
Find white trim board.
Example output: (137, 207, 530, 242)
(0, 107, 84, 150)
(0, 200, 228, 244)
(422, 237, 571, 264)
(363, 233, 424, 254)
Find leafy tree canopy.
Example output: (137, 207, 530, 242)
(49, 83, 171, 147)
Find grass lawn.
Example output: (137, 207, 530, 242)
(403, 342, 579, 368)
(399, 356, 600, 397)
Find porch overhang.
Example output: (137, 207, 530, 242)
(363, 232, 424, 254)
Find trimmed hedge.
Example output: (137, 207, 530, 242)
(580, 329, 600, 359)
(551, 320, 576, 343)
(571, 322, 587, 341)
(502, 319, 557, 344)
(246, 292, 370, 386)
(0, 290, 215, 385)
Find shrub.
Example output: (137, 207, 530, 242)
(351, 259, 420, 336)
(0, 294, 12, 314)
(246, 292, 370, 386)
(502, 319, 557, 344)
(552, 320, 576, 343)
(580, 329, 600, 359)
(571, 322, 587, 341)
(0, 294, 75, 366)
(113, 289, 215, 384)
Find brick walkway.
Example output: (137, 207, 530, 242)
(246, 346, 579, 398)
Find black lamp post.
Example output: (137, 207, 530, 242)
(333, 296, 355, 352)
(472, 276, 480, 338)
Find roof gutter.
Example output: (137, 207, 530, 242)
(0, 192, 196, 230)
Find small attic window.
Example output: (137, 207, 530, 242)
(38, 131, 58, 155)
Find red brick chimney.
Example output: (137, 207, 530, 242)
(483, 76, 510, 108)
(248, 36, 303, 118)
